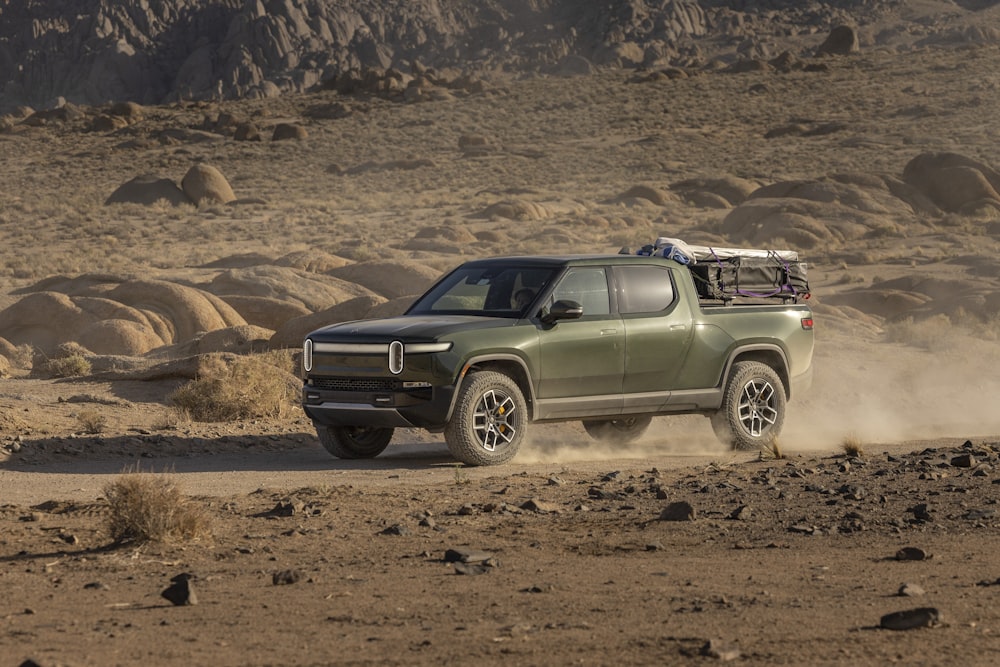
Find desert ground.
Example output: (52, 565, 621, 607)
(4, 9, 1000, 665)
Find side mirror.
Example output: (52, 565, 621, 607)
(541, 299, 583, 324)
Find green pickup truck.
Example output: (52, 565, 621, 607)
(302, 253, 814, 465)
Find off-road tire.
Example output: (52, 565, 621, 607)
(444, 371, 527, 466)
(710, 360, 786, 451)
(582, 416, 653, 444)
(316, 424, 394, 459)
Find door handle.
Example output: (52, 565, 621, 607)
(670, 324, 687, 331)
(600, 329, 617, 335)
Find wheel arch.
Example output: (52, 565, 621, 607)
(723, 345, 791, 399)
(448, 354, 536, 422)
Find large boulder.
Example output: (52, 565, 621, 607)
(816, 25, 859, 56)
(719, 198, 872, 250)
(902, 152, 1000, 213)
(209, 266, 376, 312)
(326, 261, 441, 300)
(105, 174, 191, 206)
(181, 164, 237, 205)
(270, 295, 386, 349)
(218, 296, 311, 331)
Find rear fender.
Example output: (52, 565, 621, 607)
(721, 345, 791, 399)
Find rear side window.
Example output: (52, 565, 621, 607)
(616, 265, 675, 314)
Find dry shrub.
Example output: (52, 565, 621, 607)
(842, 433, 865, 458)
(75, 409, 107, 434)
(11, 344, 35, 370)
(168, 353, 297, 422)
(103, 469, 209, 544)
(39, 353, 91, 378)
(884, 315, 954, 351)
(759, 438, 786, 461)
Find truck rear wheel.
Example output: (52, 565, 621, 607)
(316, 424, 394, 459)
(582, 416, 652, 444)
(711, 361, 786, 451)
(445, 371, 526, 466)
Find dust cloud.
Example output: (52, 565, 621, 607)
(785, 331, 1000, 450)
(517, 326, 1000, 465)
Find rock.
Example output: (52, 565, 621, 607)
(181, 164, 237, 205)
(730, 506, 753, 521)
(701, 639, 740, 661)
(554, 54, 596, 77)
(895, 547, 930, 561)
(161, 573, 198, 606)
(816, 25, 859, 56)
(880, 607, 941, 631)
(380, 524, 410, 536)
(453, 562, 491, 575)
(269, 295, 385, 349)
(105, 174, 192, 207)
(902, 152, 1000, 213)
(951, 453, 976, 468)
(444, 548, 495, 564)
(327, 261, 440, 300)
(520, 498, 560, 513)
(659, 501, 695, 521)
(272, 123, 307, 141)
(234, 122, 261, 141)
(272, 569, 302, 585)
(909, 504, 932, 522)
(898, 583, 925, 597)
(615, 184, 675, 206)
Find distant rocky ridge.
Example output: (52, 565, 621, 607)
(1, 0, 968, 113)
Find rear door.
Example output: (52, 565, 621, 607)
(614, 265, 694, 407)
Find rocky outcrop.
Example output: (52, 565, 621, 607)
(3, 1, 931, 112)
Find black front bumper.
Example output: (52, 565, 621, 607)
(302, 382, 458, 430)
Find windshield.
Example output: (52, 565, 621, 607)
(408, 265, 560, 317)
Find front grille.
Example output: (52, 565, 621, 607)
(311, 377, 402, 392)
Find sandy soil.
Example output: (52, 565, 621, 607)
(4, 11, 1000, 665)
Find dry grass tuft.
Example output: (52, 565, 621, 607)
(75, 409, 107, 434)
(103, 468, 209, 545)
(759, 438, 786, 461)
(842, 434, 865, 458)
(168, 353, 297, 422)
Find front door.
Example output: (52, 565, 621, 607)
(535, 266, 624, 418)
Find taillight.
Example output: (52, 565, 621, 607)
(801, 317, 814, 330)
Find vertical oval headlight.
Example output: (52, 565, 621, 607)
(303, 338, 313, 373)
(388, 340, 404, 375)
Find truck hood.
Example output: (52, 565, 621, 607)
(307, 315, 515, 342)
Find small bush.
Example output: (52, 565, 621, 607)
(842, 434, 865, 458)
(103, 469, 209, 544)
(11, 344, 35, 370)
(168, 354, 297, 422)
(75, 409, 107, 434)
(39, 354, 91, 378)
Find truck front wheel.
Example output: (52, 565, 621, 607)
(711, 361, 786, 451)
(445, 371, 526, 466)
(316, 424, 394, 459)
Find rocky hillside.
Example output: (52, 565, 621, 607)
(4, 0, 984, 113)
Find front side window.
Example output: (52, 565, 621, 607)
(616, 265, 676, 314)
(547, 267, 611, 316)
